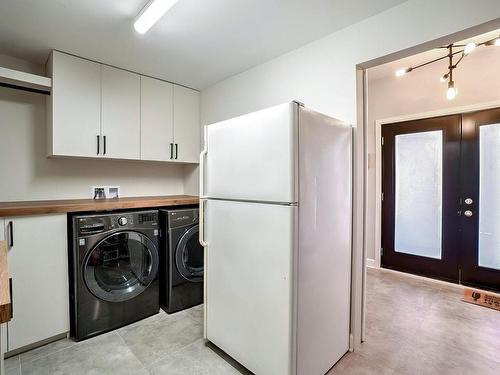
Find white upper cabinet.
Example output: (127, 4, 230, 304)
(173, 85, 201, 163)
(47, 51, 101, 158)
(101, 66, 141, 160)
(140, 76, 174, 161)
(47, 51, 199, 163)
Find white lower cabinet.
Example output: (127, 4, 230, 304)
(3, 214, 69, 352)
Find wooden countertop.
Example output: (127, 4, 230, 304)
(0, 195, 199, 217)
(0, 241, 11, 324)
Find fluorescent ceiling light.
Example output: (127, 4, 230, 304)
(134, 0, 178, 34)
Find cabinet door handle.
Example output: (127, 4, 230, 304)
(170, 143, 173, 159)
(175, 143, 178, 160)
(97, 135, 100, 155)
(103, 136, 107, 155)
(8, 220, 13, 247)
(9, 278, 13, 319)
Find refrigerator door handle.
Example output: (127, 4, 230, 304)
(199, 126, 208, 198)
(199, 199, 208, 247)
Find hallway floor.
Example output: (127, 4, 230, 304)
(329, 268, 500, 375)
(4, 268, 499, 374)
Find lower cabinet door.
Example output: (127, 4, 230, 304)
(5, 214, 69, 351)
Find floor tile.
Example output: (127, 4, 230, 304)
(147, 339, 243, 375)
(186, 304, 204, 324)
(327, 351, 394, 375)
(4, 355, 19, 371)
(20, 332, 144, 375)
(20, 337, 76, 363)
(118, 309, 203, 366)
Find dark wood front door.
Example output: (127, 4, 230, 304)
(382, 110, 500, 291)
(460, 109, 500, 290)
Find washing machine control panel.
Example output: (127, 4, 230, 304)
(118, 217, 128, 226)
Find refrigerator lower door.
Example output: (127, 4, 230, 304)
(205, 199, 296, 375)
(202, 102, 298, 203)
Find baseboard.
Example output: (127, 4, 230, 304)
(366, 258, 377, 268)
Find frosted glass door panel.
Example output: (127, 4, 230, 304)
(478, 124, 500, 270)
(394, 131, 443, 259)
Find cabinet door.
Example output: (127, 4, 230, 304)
(48, 51, 101, 158)
(5, 215, 69, 351)
(173, 85, 200, 163)
(140, 76, 174, 161)
(101, 65, 141, 160)
(0, 220, 5, 359)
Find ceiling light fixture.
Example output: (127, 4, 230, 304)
(134, 0, 178, 34)
(395, 67, 412, 77)
(463, 42, 476, 55)
(485, 36, 500, 46)
(446, 81, 457, 100)
(395, 34, 500, 100)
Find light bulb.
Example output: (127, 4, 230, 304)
(446, 81, 457, 100)
(463, 42, 476, 55)
(395, 68, 409, 77)
(439, 74, 449, 83)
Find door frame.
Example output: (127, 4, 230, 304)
(373, 99, 500, 268)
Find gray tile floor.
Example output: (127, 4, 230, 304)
(5, 269, 500, 374)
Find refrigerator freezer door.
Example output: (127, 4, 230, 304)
(202, 102, 298, 203)
(204, 199, 296, 375)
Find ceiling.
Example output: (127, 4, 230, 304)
(368, 29, 500, 81)
(0, 0, 406, 89)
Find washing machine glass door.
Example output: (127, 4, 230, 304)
(84, 231, 159, 302)
(175, 225, 204, 282)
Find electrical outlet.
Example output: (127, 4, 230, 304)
(91, 186, 120, 199)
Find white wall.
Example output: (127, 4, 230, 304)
(366, 46, 500, 261)
(201, 1, 500, 126)
(0, 55, 189, 202)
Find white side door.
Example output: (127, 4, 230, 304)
(173, 85, 200, 163)
(140, 76, 174, 161)
(5, 215, 69, 351)
(202, 102, 298, 203)
(204, 199, 296, 375)
(101, 65, 141, 160)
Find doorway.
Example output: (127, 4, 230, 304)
(381, 108, 500, 291)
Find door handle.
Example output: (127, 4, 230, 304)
(199, 199, 208, 247)
(103, 136, 107, 155)
(175, 143, 178, 160)
(97, 135, 100, 155)
(170, 143, 173, 159)
(200, 126, 208, 198)
(8, 220, 13, 247)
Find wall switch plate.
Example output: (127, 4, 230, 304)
(91, 186, 120, 199)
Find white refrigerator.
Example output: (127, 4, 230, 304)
(199, 102, 352, 375)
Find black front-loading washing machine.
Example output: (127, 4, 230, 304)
(69, 210, 160, 341)
(160, 208, 203, 313)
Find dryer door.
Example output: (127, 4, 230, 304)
(84, 231, 159, 302)
(175, 224, 204, 282)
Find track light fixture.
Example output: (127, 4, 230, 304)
(395, 34, 500, 100)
